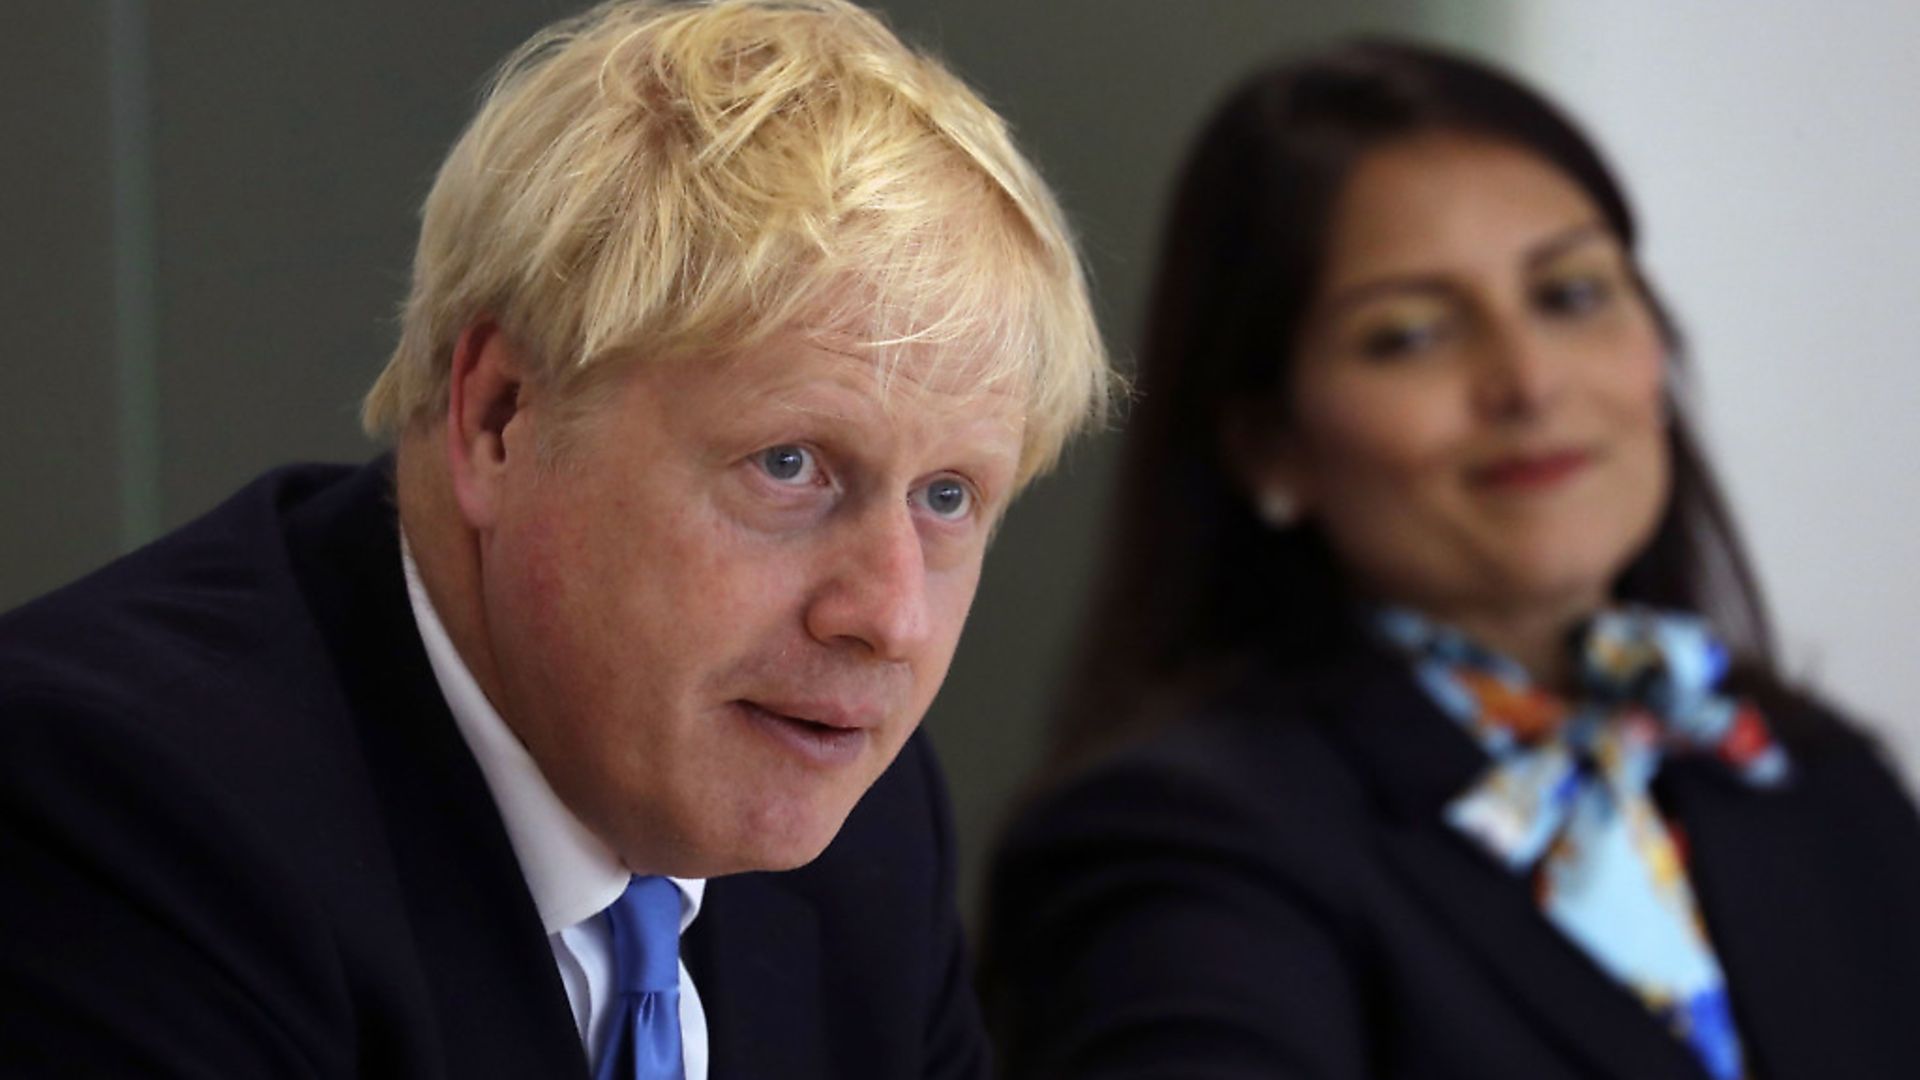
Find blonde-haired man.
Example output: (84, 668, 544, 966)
(0, 2, 1109, 1076)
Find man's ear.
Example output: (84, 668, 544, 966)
(445, 319, 528, 531)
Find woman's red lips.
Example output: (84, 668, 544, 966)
(1472, 449, 1591, 491)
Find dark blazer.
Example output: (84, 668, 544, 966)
(983, 648, 1920, 1079)
(0, 460, 988, 1079)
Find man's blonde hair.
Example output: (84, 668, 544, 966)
(363, 0, 1109, 484)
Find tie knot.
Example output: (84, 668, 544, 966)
(605, 875, 681, 995)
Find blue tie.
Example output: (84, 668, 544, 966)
(595, 876, 685, 1080)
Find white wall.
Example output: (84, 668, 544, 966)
(1468, 2, 1920, 776)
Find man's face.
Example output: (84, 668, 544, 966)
(474, 331, 1024, 877)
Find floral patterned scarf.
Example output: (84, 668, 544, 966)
(1375, 606, 1790, 1080)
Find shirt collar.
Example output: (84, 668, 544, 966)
(400, 536, 704, 935)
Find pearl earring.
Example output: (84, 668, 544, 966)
(1256, 487, 1300, 529)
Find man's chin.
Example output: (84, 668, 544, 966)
(649, 795, 857, 878)
(730, 804, 854, 873)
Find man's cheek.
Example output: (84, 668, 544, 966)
(701, 564, 800, 632)
(929, 576, 983, 658)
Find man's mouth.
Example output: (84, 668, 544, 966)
(734, 700, 871, 767)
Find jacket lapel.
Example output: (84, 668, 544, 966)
(684, 871, 831, 1078)
(283, 460, 588, 1079)
(1660, 762, 1811, 1080)
(1661, 747, 1920, 1080)
(1307, 650, 1708, 1080)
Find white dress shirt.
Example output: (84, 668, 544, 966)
(402, 541, 708, 1078)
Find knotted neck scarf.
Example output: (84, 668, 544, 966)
(1374, 606, 1790, 1080)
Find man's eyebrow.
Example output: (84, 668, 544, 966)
(771, 396, 860, 422)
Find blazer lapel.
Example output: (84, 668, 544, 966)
(1308, 650, 1709, 1080)
(1380, 824, 1709, 1080)
(1661, 750, 1920, 1080)
(283, 460, 588, 1079)
(1660, 763, 1811, 1080)
(684, 871, 830, 1078)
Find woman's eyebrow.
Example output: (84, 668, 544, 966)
(1319, 274, 1456, 316)
(1524, 221, 1611, 269)
(1319, 221, 1614, 315)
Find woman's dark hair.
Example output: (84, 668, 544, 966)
(1050, 39, 1781, 766)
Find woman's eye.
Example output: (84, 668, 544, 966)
(1535, 274, 1613, 317)
(913, 478, 973, 521)
(1357, 318, 1445, 360)
(756, 444, 818, 485)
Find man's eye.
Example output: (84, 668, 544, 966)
(914, 478, 972, 521)
(757, 445, 818, 485)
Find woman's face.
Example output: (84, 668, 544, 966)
(1253, 133, 1670, 631)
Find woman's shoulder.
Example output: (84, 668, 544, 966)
(1065, 663, 1352, 781)
(1734, 667, 1909, 778)
(999, 653, 1411, 886)
(1752, 679, 1920, 816)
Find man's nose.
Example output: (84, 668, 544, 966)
(804, 500, 932, 663)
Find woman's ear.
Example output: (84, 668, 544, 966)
(444, 319, 528, 531)
(1223, 402, 1311, 529)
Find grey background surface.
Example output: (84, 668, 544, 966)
(2, 1, 1493, 920)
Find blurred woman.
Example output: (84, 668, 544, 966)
(982, 40, 1920, 1080)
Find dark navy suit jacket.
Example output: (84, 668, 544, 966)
(0, 460, 988, 1079)
(984, 649, 1920, 1079)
